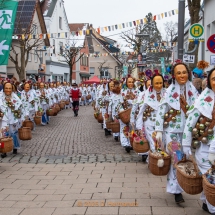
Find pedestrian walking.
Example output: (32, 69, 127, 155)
(70, 83, 81, 117)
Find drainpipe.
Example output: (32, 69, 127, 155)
(178, 0, 185, 60)
(201, 0, 205, 60)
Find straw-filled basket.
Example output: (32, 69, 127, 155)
(133, 136, 150, 153)
(23, 120, 34, 130)
(176, 155, 203, 195)
(97, 113, 103, 123)
(81, 97, 85, 101)
(18, 127, 32, 140)
(55, 104, 60, 112)
(106, 121, 112, 129)
(202, 166, 215, 206)
(65, 100, 70, 105)
(86, 95, 91, 100)
(46, 109, 55, 116)
(118, 108, 131, 124)
(36, 111, 43, 117)
(0, 137, 13, 153)
(34, 116, 41, 125)
(149, 151, 171, 176)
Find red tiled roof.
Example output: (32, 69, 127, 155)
(68, 23, 86, 32)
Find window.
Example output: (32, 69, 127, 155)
(34, 50, 38, 63)
(28, 52, 32, 61)
(39, 51, 43, 63)
(59, 17, 62, 30)
(32, 24, 37, 35)
(53, 39, 55, 54)
(90, 67, 95, 75)
(59, 42, 63, 55)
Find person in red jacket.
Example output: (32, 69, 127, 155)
(70, 83, 82, 117)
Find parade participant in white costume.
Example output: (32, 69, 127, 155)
(182, 67, 215, 214)
(136, 74, 165, 161)
(155, 62, 199, 203)
(1, 82, 24, 156)
(117, 75, 139, 152)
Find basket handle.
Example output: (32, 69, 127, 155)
(188, 155, 201, 174)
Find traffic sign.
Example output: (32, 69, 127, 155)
(183, 54, 195, 63)
(189, 24, 204, 41)
(207, 34, 215, 53)
(210, 55, 215, 65)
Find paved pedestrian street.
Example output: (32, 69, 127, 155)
(0, 107, 208, 215)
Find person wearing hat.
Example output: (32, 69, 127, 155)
(70, 83, 81, 117)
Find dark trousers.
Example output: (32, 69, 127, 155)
(72, 101, 79, 113)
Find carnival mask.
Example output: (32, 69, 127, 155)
(127, 77, 134, 89)
(146, 80, 151, 89)
(4, 83, 12, 96)
(24, 83, 30, 92)
(153, 76, 163, 92)
(40, 83, 45, 89)
(56, 82, 60, 87)
(210, 70, 215, 92)
(174, 65, 189, 85)
(50, 83, 54, 88)
(109, 81, 114, 92)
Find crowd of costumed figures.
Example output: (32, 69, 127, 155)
(93, 60, 215, 214)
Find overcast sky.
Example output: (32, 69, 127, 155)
(64, 0, 191, 44)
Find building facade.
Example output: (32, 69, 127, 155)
(41, 0, 70, 82)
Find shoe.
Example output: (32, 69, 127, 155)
(202, 203, 210, 213)
(108, 130, 112, 135)
(1, 153, 7, 158)
(125, 146, 131, 153)
(142, 155, 148, 162)
(114, 136, 119, 142)
(174, 193, 185, 204)
(105, 128, 109, 136)
(47, 122, 49, 124)
(13, 149, 17, 155)
(130, 146, 133, 150)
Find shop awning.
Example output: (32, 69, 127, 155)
(79, 72, 91, 77)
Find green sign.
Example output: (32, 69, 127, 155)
(189, 24, 204, 39)
(160, 57, 166, 77)
(0, 0, 18, 65)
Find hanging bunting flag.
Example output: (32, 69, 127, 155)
(175, 9, 178, 14)
(104, 27, 108, 31)
(97, 28, 100, 34)
(172, 10, 175, 15)
(158, 14, 161, 20)
(115, 25, 118, 30)
(79, 30, 82, 36)
(168, 11, 172, 16)
(119, 24, 122, 29)
(161, 13, 164, 18)
(133, 21, 136, 26)
(126, 22, 129, 27)
(129, 22, 132, 27)
(43, 34, 46, 39)
(144, 18, 147, 23)
(165, 12, 167, 17)
(108, 26, 111, 31)
(136, 20, 140, 25)
(122, 23, 125, 28)
(101, 27, 104, 32)
(153, 15, 156, 21)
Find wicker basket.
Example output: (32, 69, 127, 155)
(55, 105, 60, 112)
(81, 97, 85, 101)
(46, 109, 54, 116)
(23, 120, 34, 130)
(109, 122, 120, 133)
(0, 137, 13, 153)
(106, 121, 112, 129)
(149, 151, 171, 176)
(118, 108, 131, 124)
(133, 136, 150, 153)
(59, 102, 65, 109)
(65, 100, 70, 105)
(36, 111, 43, 117)
(34, 116, 41, 125)
(86, 95, 91, 100)
(97, 113, 103, 123)
(203, 171, 215, 206)
(18, 127, 32, 140)
(176, 156, 203, 195)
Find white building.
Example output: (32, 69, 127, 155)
(41, 0, 70, 82)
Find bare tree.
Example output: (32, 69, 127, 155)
(9, 23, 45, 80)
(187, 0, 201, 70)
(60, 39, 85, 83)
(163, 21, 178, 42)
(121, 13, 162, 53)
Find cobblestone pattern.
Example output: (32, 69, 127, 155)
(0, 106, 142, 164)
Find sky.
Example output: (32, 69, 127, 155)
(64, 0, 191, 46)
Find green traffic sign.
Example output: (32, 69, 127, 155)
(189, 24, 204, 38)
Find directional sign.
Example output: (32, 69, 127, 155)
(189, 24, 204, 41)
(183, 54, 195, 63)
(207, 34, 215, 54)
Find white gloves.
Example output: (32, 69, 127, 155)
(208, 153, 215, 165)
(156, 132, 162, 142)
(183, 146, 192, 157)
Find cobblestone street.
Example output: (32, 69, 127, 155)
(0, 106, 207, 215)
